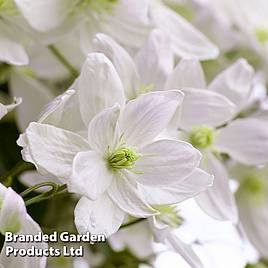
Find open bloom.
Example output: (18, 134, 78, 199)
(0, 183, 47, 268)
(19, 89, 212, 236)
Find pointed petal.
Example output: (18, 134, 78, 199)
(120, 90, 184, 148)
(165, 59, 206, 90)
(135, 29, 174, 91)
(0, 30, 28, 65)
(19, 122, 90, 180)
(74, 194, 125, 237)
(0, 97, 22, 120)
(0, 187, 27, 234)
(39, 89, 85, 133)
(93, 33, 140, 99)
(69, 151, 114, 200)
(208, 58, 254, 111)
(135, 139, 201, 186)
(195, 153, 238, 222)
(14, 0, 72, 31)
(179, 88, 236, 130)
(165, 232, 204, 268)
(139, 168, 213, 205)
(215, 118, 268, 165)
(88, 105, 120, 154)
(78, 53, 125, 126)
(108, 172, 157, 217)
(10, 71, 54, 131)
(150, 5, 219, 60)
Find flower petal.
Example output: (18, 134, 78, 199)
(0, 97, 22, 120)
(14, 0, 72, 31)
(215, 118, 268, 165)
(77, 53, 125, 126)
(195, 153, 238, 222)
(165, 59, 206, 90)
(69, 151, 114, 200)
(119, 90, 184, 148)
(0, 187, 27, 234)
(179, 88, 236, 130)
(74, 194, 125, 237)
(0, 29, 28, 65)
(139, 168, 213, 205)
(135, 29, 174, 91)
(149, 4, 219, 60)
(88, 105, 120, 154)
(108, 172, 157, 217)
(39, 89, 85, 133)
(93, 33, 140, 99)
(10, 71, 54, 131)
(19, 122, 90, 180)
(135, 139, 201, 186)
(208, 58, 254, 112)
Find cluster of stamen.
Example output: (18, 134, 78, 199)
(155, 205, 183, 228)
(189, 126, 214, 149)
(255, 28, 268, 44)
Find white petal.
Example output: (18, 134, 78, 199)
(0, 188, 27, 234)
(93, 33, 140, 99)
(78, 53, 125, 126)
(0, 97, 22, 120)
(0, 29, 28, 65)
(108, 172, 157, 217)
(10, 71, 54, 131)
(135, 139, 201, 186)
(69, 151, 114, 200)
(195, 153, 238, 222)
(20, 122, 90, 180)
(215, 118, 268, 165)
(120, 90, 184, 148)
(14, 0, 72, 31)
(179, 88, 236, 130)
(74, 194, 125, 237)
(135, 29, 174, 91)
(208, 58, 254, 111)
(0, 215, 47, 268)
(139, 168, 213, 205)
(88, 105, 120, 154)
(165, 232, 204, 268)
(101, 0, 151, 48)
(39, 89, 85, 133)
(149, 4, 219, 60)
(165, 59, 206, 90)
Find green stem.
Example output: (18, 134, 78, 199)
(1, 160, 33, 182)
(48, 45, 79, 78)
(20, 181, 59, 197)
(25, 184, 68, 206)
(120, 218, 146, 229)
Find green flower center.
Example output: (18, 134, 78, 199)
(108, 146, 139, 170)
(241, 175, 265, 196)
(0, 0, 17, 15)
(154, 205, 183, 229)
(189, 126, 214, 149)
(255, 28, 268, 44)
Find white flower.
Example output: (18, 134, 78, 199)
(0, 183, 47, 268)
(231, 164, 268, 260)
(19, 88, 210, 237)
(0, 97, 22, 120)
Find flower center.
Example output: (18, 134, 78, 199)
(108, 146, 139, 170)
(255, 28, 268, 44)
(241, 175, 265, 196)
(189, 126, 214, 149)
(0, 0, 17, 15)
(154, 205, 183, 228)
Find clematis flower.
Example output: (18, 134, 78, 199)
(19, 88, 212, 237)
(231, 164, 268, 260)
(0, 183, 47, 268)
(0, 96, 22, 120)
